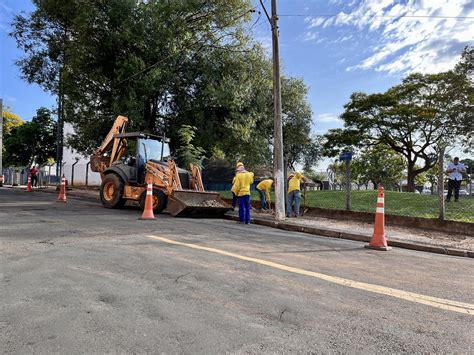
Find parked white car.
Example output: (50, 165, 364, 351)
(421, 188, 431, 195)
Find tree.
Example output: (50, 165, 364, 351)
(281, 77, 321, 170)
(2, 110, 24, 135)
(3, 108, 57, 167)
(351, 145, 405, 190)
(175, 125, 206, 169)
(324, 54, 473, 191)
(460, 158, 474, 175)
(11, 1, 317, 170)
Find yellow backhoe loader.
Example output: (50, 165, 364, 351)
(90, 115, 231, 217)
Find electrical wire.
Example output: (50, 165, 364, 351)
(279, 14, 474, 19)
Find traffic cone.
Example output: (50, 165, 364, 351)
(140, 179, 155, 220)
(26, 176, 32, 192)
(57, 175, 67, 202)
(365, 184, 391, 251)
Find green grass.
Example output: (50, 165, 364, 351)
(220, 190, 474, 223)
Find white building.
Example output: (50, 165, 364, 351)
(61, 123, 102, 186)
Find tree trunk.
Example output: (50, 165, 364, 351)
(406, 162, 416, 192)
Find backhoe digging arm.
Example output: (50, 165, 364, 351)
(90, 116, 129, 177)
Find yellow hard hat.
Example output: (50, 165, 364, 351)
(236, 162, 244, 168)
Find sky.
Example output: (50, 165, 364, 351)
(1, 0, 473, 148)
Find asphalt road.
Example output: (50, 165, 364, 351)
(1, 187, 473, 353)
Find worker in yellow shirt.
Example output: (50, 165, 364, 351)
(287, 172, 304, 217)
(230, 162, 243, 210)
(256, 178, 273, 210)
(234, 163, 254, 224)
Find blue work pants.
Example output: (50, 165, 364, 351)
(287, 190, 301, 217)
(257, 189, 267, 209)
(238, 195, 251, 224)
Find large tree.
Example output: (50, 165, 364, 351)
(324, 50, 473, 191)
(11, 0, 318, 169)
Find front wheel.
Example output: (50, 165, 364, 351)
(139, 187, 167, 214)
(100, 174, 126, 209)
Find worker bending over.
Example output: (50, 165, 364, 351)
(287, 172, 304, 218)
(233, 163, 254, 224)
(256, 178, 273, 210)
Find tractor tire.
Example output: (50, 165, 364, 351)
(100, 173, 126, 209)
(139, 187, 167, 214)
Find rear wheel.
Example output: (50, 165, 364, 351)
(140, 187, 167, 214)
(100, 174, 126, 208)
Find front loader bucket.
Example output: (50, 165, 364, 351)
(167, 190, 232, 218)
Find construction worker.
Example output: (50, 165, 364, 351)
(230, 162, 243, 210)
(287, 172, 304, 218)
(234, 163, 254, 224)
(256, 178, 273, 210)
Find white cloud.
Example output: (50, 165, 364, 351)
(307, 17, 326, 28)
(306, 0, 474, 74)
(315, 113, 342, 123)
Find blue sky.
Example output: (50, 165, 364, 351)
(1, 0, 472, 135)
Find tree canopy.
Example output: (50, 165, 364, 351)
(3, 108, 57, 167)
(11, 0, 320, 170)
(2, 110, 24, 135)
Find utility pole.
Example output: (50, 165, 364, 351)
(55, 70, 64, 179)
(0, 98, 3, 187)
(260, 0, 285, 221)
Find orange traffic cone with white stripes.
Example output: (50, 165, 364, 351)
(365, 184, 391, 251)
(140, 179, 155, 220)
(57, 175, 67, 202)
(26, 176, 32, 192)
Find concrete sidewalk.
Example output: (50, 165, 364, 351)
(8, 185, 473, 257)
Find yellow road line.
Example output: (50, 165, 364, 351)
(147, 235, 474, 316)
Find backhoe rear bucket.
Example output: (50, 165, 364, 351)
(167, 190, 232, 218)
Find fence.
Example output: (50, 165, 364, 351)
(1, 166, 60, 187)
(218, 169, 472, 223)
(1, 163, 102, 187)
(305, 165, 473, 222)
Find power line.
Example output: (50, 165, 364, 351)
(279, 14, 474, 19)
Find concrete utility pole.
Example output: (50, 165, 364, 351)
(55, 71, 64, 178)
(0, 98, 3, 187)
(260, 0, 285, 220)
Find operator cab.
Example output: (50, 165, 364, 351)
(114, 132, 170, 184)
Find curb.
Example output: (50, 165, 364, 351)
(224, 215, 473, 259)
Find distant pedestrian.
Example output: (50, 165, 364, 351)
(446, 157, 465, 202)
(30, 165, 39, 187)
(234, 163, 254, 224)
(256, 178, 273, 210)
(287, 172, 304, 217)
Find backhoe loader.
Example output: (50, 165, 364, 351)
(90, 115, 230, 217)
